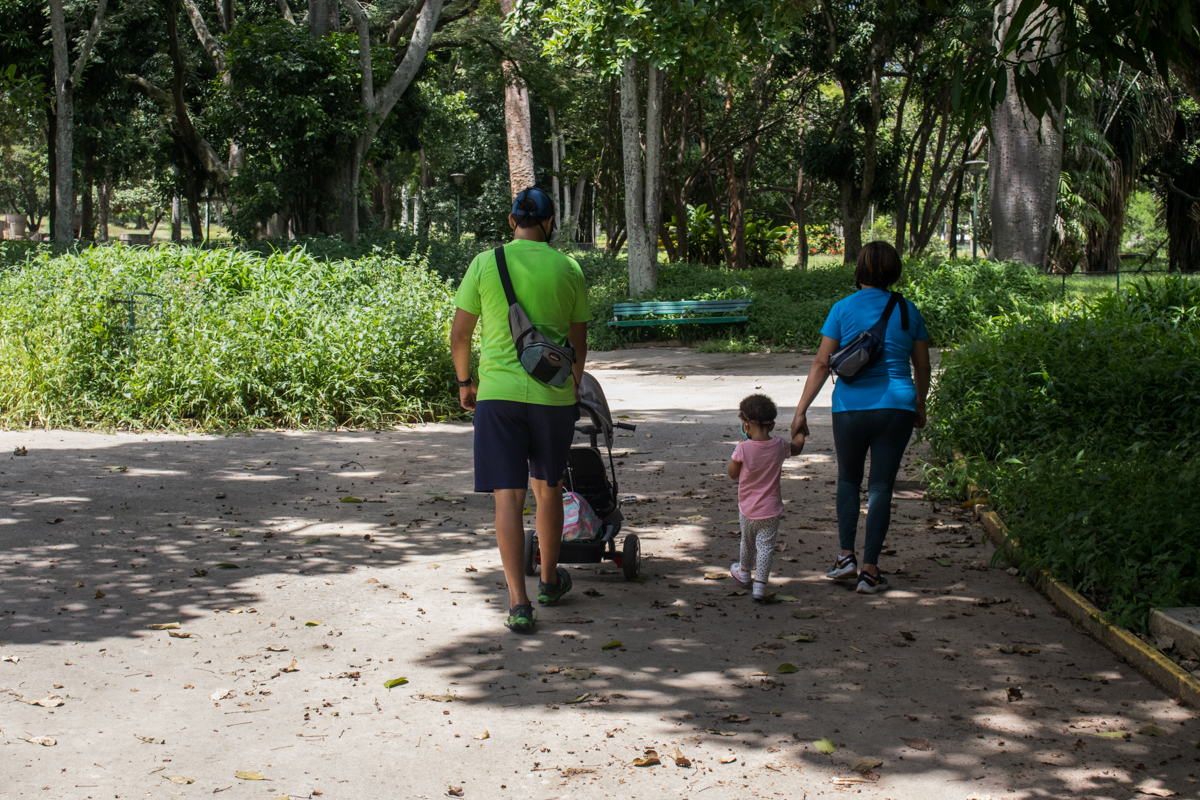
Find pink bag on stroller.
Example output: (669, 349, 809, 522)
(561, 491, 601, 542)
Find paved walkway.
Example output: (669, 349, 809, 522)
(0, 349, 1195, 799)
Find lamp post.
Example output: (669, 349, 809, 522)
(964, 160, 987, 260)
(450, 173, 466, 242)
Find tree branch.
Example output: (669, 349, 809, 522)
(123, 73, 173, 109)
(181, 0, 226, 75)
(340, 0, 374, 109)
(277, 0, 296, 24)
(70, 0, 109, 86)
(375, 0, 444, 126)
(386, 0, 426, 47)
(1164, 175, 1200, 203)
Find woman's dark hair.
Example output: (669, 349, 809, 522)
(855, 240, 904, 288)
(739, 394, 777, 426)
(513, 194, 553, 230)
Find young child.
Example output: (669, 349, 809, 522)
(728, 394, 805, 601)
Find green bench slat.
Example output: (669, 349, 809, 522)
(612, 301, 750, 313)
(609, 315, 750, 328)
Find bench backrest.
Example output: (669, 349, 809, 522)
(612, 299, 752, 317)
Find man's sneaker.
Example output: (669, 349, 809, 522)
(826, 554, 858, 580)
(856, 570, 889, 594)
(537, 567, 573, 606)
(504, 603, 537, 633)
(730, 562, 751, 586)
(752, 580, 770, 602)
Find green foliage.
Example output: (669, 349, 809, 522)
(926, 277, 1200, 630)
(0, 245, 458, 429)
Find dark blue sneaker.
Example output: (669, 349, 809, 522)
(504, 603, 537, 633)
(537, 567, 573, 606)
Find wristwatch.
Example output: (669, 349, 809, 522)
(453, 375, 473, 387)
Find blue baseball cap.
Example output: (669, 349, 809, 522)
(512, 187, 555, 218)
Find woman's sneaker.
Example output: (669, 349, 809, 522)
(856, 570, 889, 594)
(537, 567, 573, 606)
(826, 554, 858, 580)
(751, 580, 770, 602)
(730, 562, 751, 586)
(504, 603, 537, 633)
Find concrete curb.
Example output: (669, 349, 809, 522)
(977, 507, 1200, 707)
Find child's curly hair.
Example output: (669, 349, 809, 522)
(738, 394, 777, 426)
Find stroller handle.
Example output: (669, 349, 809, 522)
(614, 422, 637, 431)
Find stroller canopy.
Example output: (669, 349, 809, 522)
(577, 372, 615, 449)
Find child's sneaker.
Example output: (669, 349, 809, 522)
(504, 603, 537, 633)
(730, 562, 751, 586)
(537, 567, 573, 606)
(855, 570, 889, 594)
(826, 553, 858, 580)
(751, 580, 770, 602)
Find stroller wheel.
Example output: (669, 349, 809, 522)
(524, 530, 537, 576)
(622, 534, 641, 580)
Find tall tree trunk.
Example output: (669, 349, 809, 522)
(47, 106, 56, 238)
(97, 170, 110, 242)
(49, 0, 107, 245)
(949, 171, 963, 258)
(400, 183, 410, 231)
(172, 192, 182, 242)
(549, 106, 561, 214)
(498, 0, 535, 198)
(794, 167, 809, 270)
(726, 151, 746, 270)
(308, 0, 338, 35)
(80, 140, 95, 240)
(1085, 183, 1128, 272)
(989, 0, 1064, 269)
(570, 176, 586, 242)
(619, 57, 665, 296)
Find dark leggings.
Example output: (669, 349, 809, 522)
(831, 409, 916, 566)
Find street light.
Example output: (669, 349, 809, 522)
(450, 173, 467, 242)
(964, 160, 987, 260)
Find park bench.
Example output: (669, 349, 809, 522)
(608, 299, 752, 328)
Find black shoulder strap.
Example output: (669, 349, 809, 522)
(894, 291, 909, 331)
(494, 246, 518, 308)
(877, 291, 900, 328)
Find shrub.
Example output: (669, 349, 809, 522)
(925, 277, 1200, 630)
(0, 245, 457, 429)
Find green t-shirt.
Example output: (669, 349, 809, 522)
(454, 239, 591, 406)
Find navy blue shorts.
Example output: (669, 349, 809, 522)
(472, 400, 578, 492)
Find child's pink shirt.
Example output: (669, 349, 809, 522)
(731, 436, 791, 519)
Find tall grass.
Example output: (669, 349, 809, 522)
(0, 245, 457, 429)
(925, 277, 1200, 630)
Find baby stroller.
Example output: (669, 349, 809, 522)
(524, 372, 642, 580)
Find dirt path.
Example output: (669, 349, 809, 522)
(1, 349, 1195, 800)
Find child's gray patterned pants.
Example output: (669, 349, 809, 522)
(739, 513, 780, 582)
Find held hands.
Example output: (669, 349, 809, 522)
(790, 410, 810, 439)
(459, 383, 478, 411)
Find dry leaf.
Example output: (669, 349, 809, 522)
(234, 770, 265, 780)
(563, 668, 592, 680)
(851, 757, 883, 773)
(474, 730, 490, 740)
(146, 622, 180, 630)
(22, 736, 56, 746)
(1007, 686, 1023, 702)
(669, 747, 691, 767)
(902, 737, 933, 751)
(632, 749, 661, 767)
(1136, 785, 1177, 797)
(422, 693, 456, 702)
(704, 573, 728, 580)
(777, 662, 799, 674)
(281, 659, 299, 673)
(165, 776, 194, 785)
(718, 754, 738, 764)
(168, 631, 195, 639)
(814, 737, 836, 754)
(210, 689, 234, 701)
(74, 582, 85, 588)
(32, 695, 64, 708)
(899, 630, 915, 641)
(705, 728, 738, 737)
(565, 693, 591, 704)
(94, 590, 105, 599)
(266, 646, 288, 652)
(1138, 723, 1169, 737)
(447, 787, 464, 798)
(470, 664, 503, 671)
(2, 654, 18, 663)
(721, 714, 750, 724)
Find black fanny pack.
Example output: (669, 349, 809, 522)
(495, 246, 576, 387)
(828, 291, 909, 383)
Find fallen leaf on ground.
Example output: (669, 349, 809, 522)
(632, 749, 661, 767)
(933, 557, 952, 566)
(601, 640, 622, 650)
(421, 694, 456, 702)
(777, 663, 800, 674)
(851, 757, 883, 772)
(1082, 673, 1108, 682)
(30, 695, 64, 708)
(1015, 645, 1041, 655)
(1007, 686, 1023, 702)
(718, 754, 738, 763)
(704, 573, 728, 580)
(902, 737, 933, 751)
(340, 497, 362, 503)
(146, 622, 180, 630)
(899, 630, 915, 641)
(266, 646, 288, 652)
(383, 677, 408, 689)
(167, 631, 195, 639)
(669, 747, 691, 767)
(1135, 784, 1176, 797)
(721, 714, 750, 724)
(565, 693, 591, 704)
(727, 589, 748, 596)
(234, 770, 265, 780)
(706, 729, 738, 737)
(814, 737, 836, 754)
(474, 730, 489, 740)
(94, 590, 105, 598)
(104, 465, 127, 472)
(281, 659, 299, 673)
(22, 737, 56, 746)
(849, 646, 865, 653)
(305, 620, 321, 626)
(210, 689, 234, 701)
(997, 644, 1016, 654)
(2, 654, 18, 663)
(1094, 731, 1130, 739)
(165, 776, 194, 785)
(775, 633, 816, 643)
(564, 669, 592, 680)
(135, 734, 164, 744)
(470, 664, 503, 671)
(771, 594, 798, 602)
(74, 582, 84, 588)
(1138, 723, 1169, 737)
(465, 566, 478, 572)
(447, 786, 464, 797)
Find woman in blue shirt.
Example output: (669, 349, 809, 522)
(789, 241, 931, 594)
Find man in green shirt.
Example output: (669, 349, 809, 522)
(450, 188, 591, 633)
